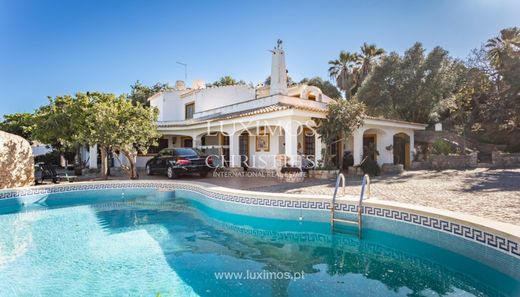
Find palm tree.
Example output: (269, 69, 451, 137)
(328, 51, 360, 99)
(485, 27, 520, 68)
(358, 43, 385, 82)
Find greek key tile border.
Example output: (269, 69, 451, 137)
(0, 182, 518, 259)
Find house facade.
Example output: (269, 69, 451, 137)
(88, 41, 425, 171)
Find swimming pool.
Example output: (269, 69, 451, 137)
(0, 183, 519, 296)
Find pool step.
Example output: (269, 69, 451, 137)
(331, 173, 371, 239)
(332, 218, 359, 225)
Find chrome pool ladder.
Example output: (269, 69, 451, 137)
(331, 173, 371, 238)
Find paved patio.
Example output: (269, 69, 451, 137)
(73, 168, 520, 225)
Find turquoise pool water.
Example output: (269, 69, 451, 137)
(0, 189, 518, 297)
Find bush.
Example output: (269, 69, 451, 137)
(360, 158, 380, 176)
(430, 139, 453, 155)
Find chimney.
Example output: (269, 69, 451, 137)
(175, 80, 186, 91)
(270, 39, 288, 96)
(192, 79, 206, 90)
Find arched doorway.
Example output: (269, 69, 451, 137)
(393, 133, 410, 169)
(363, 129, 383, 162)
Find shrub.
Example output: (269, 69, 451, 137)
(430, 139, 453, 155)
(360, 158, 380, 176)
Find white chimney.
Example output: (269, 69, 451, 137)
(192, 80, 206, 90)
(175, 80, 186, 90)
(270, 39, 288, 96)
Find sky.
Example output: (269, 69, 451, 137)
(0, 0, 519, 117)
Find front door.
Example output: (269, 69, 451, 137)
(363, 135, 377, 161)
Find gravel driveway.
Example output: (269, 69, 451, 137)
(246, 168, 520, 225)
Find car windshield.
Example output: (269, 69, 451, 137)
(174, 148, 201, 156)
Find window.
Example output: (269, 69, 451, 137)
(304, 130, 315, 156)
(185, 102, 195, 119)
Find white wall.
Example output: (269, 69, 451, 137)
(359, 125, 415, 166)
(157, 86, 256, 122)
(247, 127, 283, 169)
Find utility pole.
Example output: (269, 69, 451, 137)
(176, 61, 187, 82)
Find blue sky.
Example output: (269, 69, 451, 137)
(0, 0, 518, 117)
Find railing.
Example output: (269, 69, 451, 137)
(331, 173, 371, 239)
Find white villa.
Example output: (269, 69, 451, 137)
(88, 41, 425, 171)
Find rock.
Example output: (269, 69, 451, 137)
(0, 131, 35, 188)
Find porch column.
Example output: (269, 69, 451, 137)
(352, 130, 363, 165)
(229, 132, 240, 167)
(314, 133, 323, 167)
(89, 144, 98, 169)
(409, 132, 415, 165)
(193, 135, 202, 148)
(284, 121, 299, 166)
(168, 136, 175, 148)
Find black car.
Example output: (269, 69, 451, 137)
(145, 147, 213, 179)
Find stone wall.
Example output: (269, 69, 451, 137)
(492, 151, 520, 168)
(0, 131, 34, 189)
(411, 153, 478, 170)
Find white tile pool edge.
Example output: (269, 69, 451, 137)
(0, 180, 519, 260)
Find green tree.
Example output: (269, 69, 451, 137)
(0, 113, 36, 142)
(328, 51, 360, 99)
(358, 43, 385, 83)
(356, 43, 461, 124)
(485, 27, 520, 70)
(300, 77, 341, 99)
(111, 99, 160, 179)
(313, 99, 365, 168)
(82, 92, 159, 179)
(34, 92, 159, 179)
(209, 76, 246, 87)
(327, 43, 385, 100)
(128, 81, 173, 105)
(33, 95, 90, 165)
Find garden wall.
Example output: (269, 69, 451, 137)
(411, 153, 478, 170)
(0, 131, 34, 189)
(492, 151, 520, 168)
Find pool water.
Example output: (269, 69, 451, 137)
(0, 190, 518, 297)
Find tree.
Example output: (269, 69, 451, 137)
(209, 76, 246, 87)
(356, 43, 462, 124)
(128, 81, 173, 106)
(485, 27, 520, 70)
(33, 95, 90, 165)
(328, 43, 385, 100)
(111, 99, 160, 179)
(82, 92, 159, 179)
(300, 77, 341, 99)
(34, 92, 159, 179)
(358, 43, 385, 83)
(328, 51, 360, 99)
(0, 113, 36, 142)
(313, 99, 365, 168)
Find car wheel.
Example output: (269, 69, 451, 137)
(167, 166, 178, 179)
(146, 165, 153, 175)
(199, 171, 209, 178)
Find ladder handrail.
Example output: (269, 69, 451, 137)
(330, 173, 345, 229)
(357, 174, 371, 238)
(331, 173, 371, 238)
